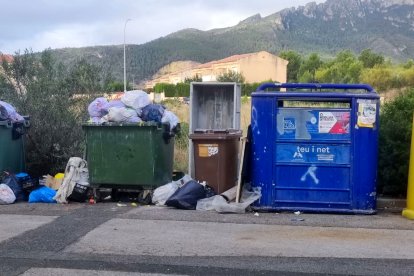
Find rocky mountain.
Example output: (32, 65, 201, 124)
(49, 0, 414, 83)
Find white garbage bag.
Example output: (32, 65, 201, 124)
(107, 107, 141, 123)
(121, 90, 151, 114)
(0, 184, 16, 204)
(54, 157, 88, 204)
(161, 110, 180, 131)
(152, 174, 192, 205)
(196, 188, 261, 213)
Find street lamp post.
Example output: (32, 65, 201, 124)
(124, 19, 132, 92)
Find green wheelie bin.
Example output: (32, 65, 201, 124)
(0, 119, 30, 174)
(82, 122, 175, 202)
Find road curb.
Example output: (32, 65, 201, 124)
(377, 197, 406, 212)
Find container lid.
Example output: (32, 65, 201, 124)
(193, 129, 241, 134)
(189, 129, 242, 140)
(82, 122, 162, 127)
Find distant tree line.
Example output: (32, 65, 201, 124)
(279, 49, 414, 92)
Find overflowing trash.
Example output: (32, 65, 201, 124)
(87, 90, 180, 132)
(153, 176, 261, 213)
(196, 187, 261, 214)
(1, 88, 263, 213)
(28, 186, 57, 203)
(165, 180, 216, 210)
(0, 184, 16, 204)
(152, 174, 192, 206)
(1, 172, 25, 201)
(54, 157, 89, 204)
(0, 100, 24, 122)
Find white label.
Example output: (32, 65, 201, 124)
(318, 112, 337, 133)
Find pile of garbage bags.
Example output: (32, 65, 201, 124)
(152, 174, 261, 213)
(0, 100, 24, 122)
(0, 157, 90, 205)
(88, 90, 180, 131)
(0, 171, 55, 204)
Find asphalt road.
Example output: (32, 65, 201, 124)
(1, 203, 414, 276)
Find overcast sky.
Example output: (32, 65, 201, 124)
(0, 0, 325, 54)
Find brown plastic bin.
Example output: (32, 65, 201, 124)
(189, 130, 242, 194)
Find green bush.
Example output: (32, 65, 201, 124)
(154, 82, 189, 97)
(378, 88, 414, 197)
(0, 50, 101, 175)
(175, 83, 190, 97)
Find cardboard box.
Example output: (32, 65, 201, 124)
(45, 175, 63, 190)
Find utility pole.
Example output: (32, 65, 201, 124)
(124, 19, 132, 92)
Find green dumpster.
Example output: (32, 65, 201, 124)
(82, 122, 175, 189)
(0, 120, 29, 173)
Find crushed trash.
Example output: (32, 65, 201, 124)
(196, 187, 261, 214)
(294, 211, 301, 215)
(117, 203, 127, 207)
(254, 212, 259, 217)
(152, 174, 192, 206)
(166, 180, 215, 210)
(291, 218, 305, 222)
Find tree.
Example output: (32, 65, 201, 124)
(279, 50, 302, 82)
(298, 53, 323, 82)
(315, 50, 362, 83)
(378, 88, 414, 196)
(65, 59, 102, 93)
(359, 66, 392, 91)
(184, 74, 202, 84)
(105, 81, 132, 92)
(0, 49, 103, 175)
(358, 49, 384, 68)
(216, 71, 245, 83)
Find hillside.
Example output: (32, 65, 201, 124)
(48, 0, 414, 84)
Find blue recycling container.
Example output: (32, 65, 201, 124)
(250, 83, 379, 214)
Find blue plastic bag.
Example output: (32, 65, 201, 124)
(28, 186, 57, 203)
(141, 104, 165, 123)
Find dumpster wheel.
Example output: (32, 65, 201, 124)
(138, 190, 152, 205)
(93, 188, 102, 202)
(111, 188, 120, 202)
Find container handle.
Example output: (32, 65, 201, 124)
(256, 82, 376, 93)
(0, 120, 13, 128)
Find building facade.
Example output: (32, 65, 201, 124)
(145, 51, 288, 88)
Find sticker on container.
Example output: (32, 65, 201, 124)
(198, 144, 219, 157)
(318, 111, 350, 134)
(357, 100, 376, 128)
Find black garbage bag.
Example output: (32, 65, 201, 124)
(2, 172, 26, 201)
(67, 183, 90, 203)
(166, 180, 215, 210)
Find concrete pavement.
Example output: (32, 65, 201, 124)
(0, 202, 413, 275)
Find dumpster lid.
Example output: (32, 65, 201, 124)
(194, 128, 242, 134)
(190, 129, 242, 140)
(82, 121, 163, 127)
(193, 129, 241, 134)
